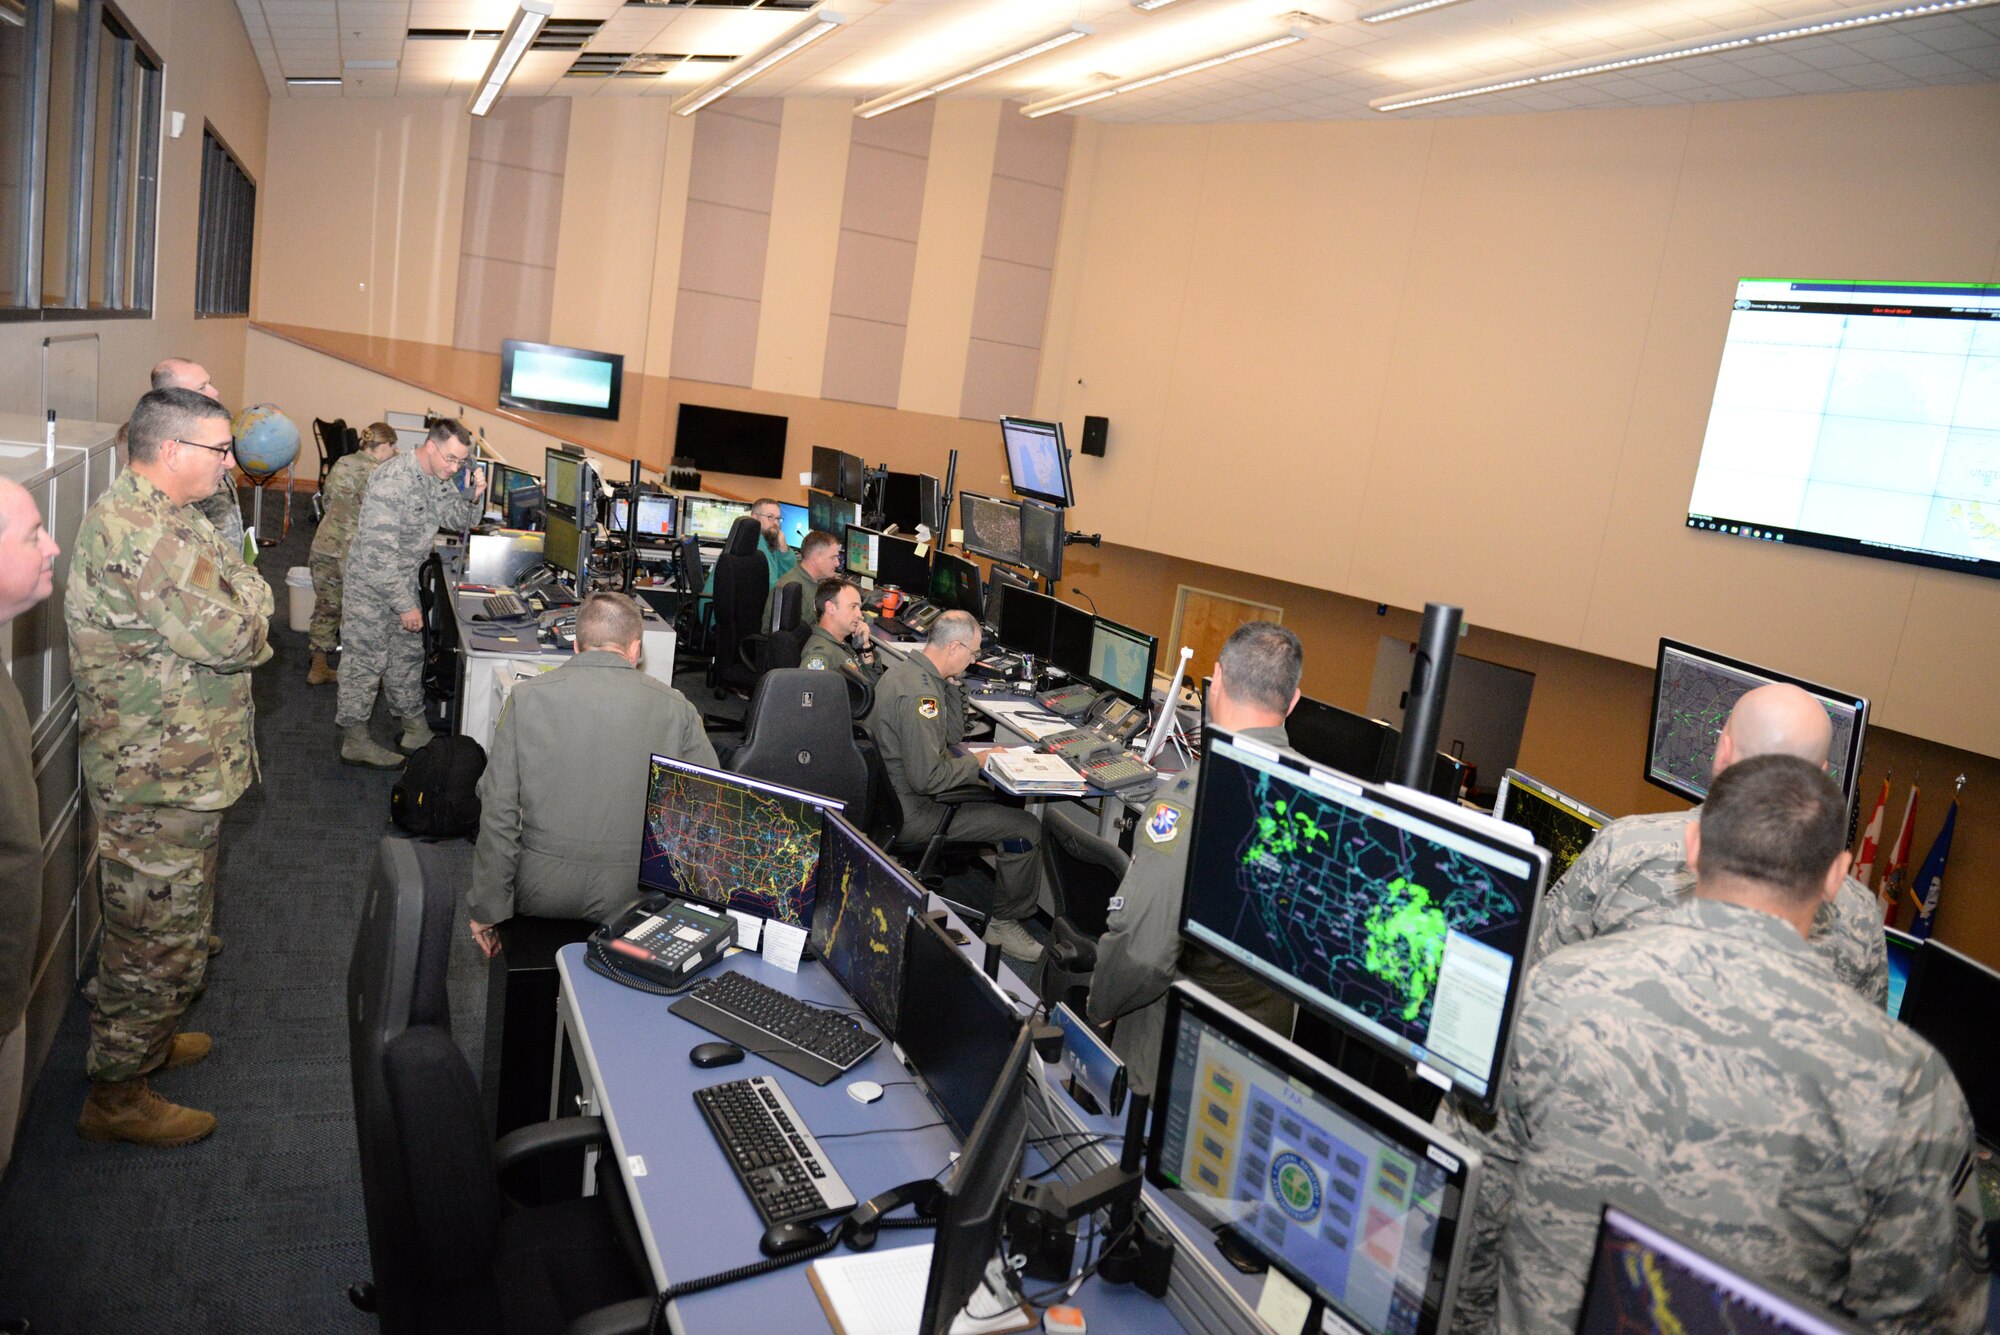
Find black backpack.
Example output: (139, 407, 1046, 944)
(391, 734, 486, 839)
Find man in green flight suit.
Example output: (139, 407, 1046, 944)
(800, 578, 881, 679)
(765, 528, 838, 630)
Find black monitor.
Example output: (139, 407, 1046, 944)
(674, 402, 787, 480)
(994, 585, 1059, 660)
(1492, 769, 1611, 886)
(1148, 982, 1482, 1335)
(544, 447, 586, 517)
(876, 531, 930, 593)
(1017, 498, 1064, 581)
(611, 494, 677, 546)
(1883, 926, 1917, 1023)
(542, 512, 585, 583)
(487, 462, 539, 515)
(680, 495, 753, 544)
(837, 451, 866, 504)
(504, 481, 545, 531)
(1576, 1205, 1865, 1335)
(1087, 617, 1157, 704)
(1645, 639, 1868, 807)
(845, 524, 883, 580)
(928, 551, 983, 621)
(810, 812, 928, 1039)
(959, 492, 1023, 566)
(1898, 940, 2000, 1141)
(1286, 696, 1398, 782)
(920, 1020, 1036, 1335)
(777, 501, 810, 550)
(1048, 599, 1094, 679)
(500, 338, 623, 421)
(898, 913, 1027, 1140)
(808, 488, 860, 542)
(877, 471, 922, 533)
(1179, 729, 1549, 1109)
(999, 416, 1073, 507)
(810, 446, 843, 495)
(638, 755, 838, 929)
(917, 473, 944, 537)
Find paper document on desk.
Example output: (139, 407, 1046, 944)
(975, 700, 1075, 741)
(983, 748, 1087, 794)
(807, 1245, 1034, 1335)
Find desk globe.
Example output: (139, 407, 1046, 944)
(232, 403, 301, 478)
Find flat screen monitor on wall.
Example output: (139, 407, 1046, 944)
(500, 339, 623, 421)
(675, 403, 788, 480)
(1687, 278, 2000, 581)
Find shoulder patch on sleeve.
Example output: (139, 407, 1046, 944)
(804, 655, 826, 671)
(1143, 801, 1183, 845)
(916, 696, 939, 719)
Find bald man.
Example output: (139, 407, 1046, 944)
(151, 358, 244, 551)
(1532, 682, 1887, 1003)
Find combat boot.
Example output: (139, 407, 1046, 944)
(77, 1079, 216, 1147)
(307, 652, 338, 685)
(159, 1032, 212, 1071)
(397, 715, 434, 753)
(341, 723, 405, 769)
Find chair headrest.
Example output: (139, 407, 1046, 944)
(724, 514, 763, 557)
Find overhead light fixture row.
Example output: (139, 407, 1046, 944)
(1372, 0, 2000, 111)
(1021, 30, 1306, 118)
(287, 76, 343, 87)
(466, 0, 552, 116)
(1358, 0, 1471, 22)
(673, 10, 846, 116)
(855, 23, 1093, 119)
(1131, 0, 1190, 10)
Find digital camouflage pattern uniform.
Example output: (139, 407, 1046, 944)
(1534, 809, 1888, 1005)
(1088, 724, 1297, 1091)
(66, 469, 272, 1082)
(1442, 896, 1984, 1335)
(306, 449, 385, 654)
(335, 450, 482, 729)
(193, 483, 245, 553)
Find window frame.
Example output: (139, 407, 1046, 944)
(194, 121, 253, 319)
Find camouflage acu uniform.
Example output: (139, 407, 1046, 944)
(1534, 809, 1888, 1004)
(335, 450, 481, 729)
(1442, 897, 1984, 1335)
(1088, 724, 1297, 1091)
(66, 469, 272, 1082)
(193, 481, 245, 552)
(306, 449, 385, 654)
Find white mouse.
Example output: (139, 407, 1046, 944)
(847, 1079, 885, 1104)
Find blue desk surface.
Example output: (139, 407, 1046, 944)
(556, 941, 1192, 1335)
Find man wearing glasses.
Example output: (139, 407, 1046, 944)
(335, 418, 484, 768)
(150, 358, 242, 552)
(66, 388, 273, 1147)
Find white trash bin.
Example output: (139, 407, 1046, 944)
(286, 566, 314, 633)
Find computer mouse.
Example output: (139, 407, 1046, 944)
(846, 1080, 884, 1104)
(689, 1040, 745, 1069)
(758, 1220, 827, 1258)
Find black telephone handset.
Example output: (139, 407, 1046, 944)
(585, 894, 736, 994)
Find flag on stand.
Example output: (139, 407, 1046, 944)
(1906, 800, 1957, 941)
(1879, 783, 1918, 925)
(1851, 778, 1888, 891)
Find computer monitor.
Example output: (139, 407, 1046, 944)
(1049, 599, 1094, 680)
(1016, 498, 1064, 582)
(928, 551, 983, 621)
(1087, 617, 1157, 704)
(1898, 940, 2000, 1141)
(1493, 769, 1611, 886)
(504, 481, 544, 531)
(920, 1021, 1036, 1335)
(544, 447, 585, 516)
(959, 492, 1023, 567)
(810, 446, 843, 495)
(680, 495, 753, 544)
(542, 512, 585, 583)
(1645, 639, 1868, 807)
(845, 524, 883, 581)
(1285, 696, 1397, 782)
(810, 812, 929, 1039)
(898, 913, 1027, 1140)
(1179, 730, 1548, 1108)
(917, 473, 944, 537)
(994, 585, 1059, 661)
(877, 471, 922, 533)
(809, 488, 860, 542)
(876, 531, 930, 593)
(500, 339, 623, 421)
(1576, 1205, 1865, 1335)
(464, 531, 545, 587)
(999, 416, 1073, 508)
(1148, 982, 1482, 1335)
(777, 501, 810, 550)
(611, 494, 677, 545)
(638, 755, 838, 929)
(838, 452, 866, 505)
(486, 462, 539, 516)
(1882, 926, 1917, 1023)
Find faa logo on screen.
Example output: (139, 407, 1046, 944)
(1269, 1151, 1322, 1224)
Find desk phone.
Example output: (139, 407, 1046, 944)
(589, 895, 736, 992)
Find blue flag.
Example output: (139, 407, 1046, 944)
(1906, 799, 1957, 942)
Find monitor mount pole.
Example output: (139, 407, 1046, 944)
(1389, 602, 1462, 791)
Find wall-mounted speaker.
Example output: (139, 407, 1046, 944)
(1080, 415, 1108, 457)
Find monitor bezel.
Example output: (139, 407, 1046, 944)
(1084, 615, 1157, 706)
(1017, 497, 1065, 582)
(612, 493, 678, 547)
(500, 338, 624, 422)
(678, 495, 754, 545)
(928, 550, 984, 622)
(637, 753, 841, 928)
(999, 415, 1074, 508)
(810, 809, 929, 1039)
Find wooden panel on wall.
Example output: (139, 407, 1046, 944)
(550, 100, 672, 364)
(1169, 586, 1284, 685)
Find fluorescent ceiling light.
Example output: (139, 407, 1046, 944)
(1358, 0, 1471, 21)
(286, 76, 343, 87)
(345, 59, 398, 70)
(1372, 0, 2000, 111)
(855, 23, 1092, 119)
(466, 0, 553, 117)
(1021, 30, 1305, 118)
(672, 11, 846, 116)
(1131, 0, 1189, 10)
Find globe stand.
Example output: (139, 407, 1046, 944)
(248, 461, 296, 546)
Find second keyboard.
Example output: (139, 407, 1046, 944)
(670, 970, 882, 1086)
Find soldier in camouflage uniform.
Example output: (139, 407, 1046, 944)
(800, 578, 881, 679)
(1089, 622, 1301, 1091)
(304, 422, 397, 686)
(1534, 682, 1887, 1004)
(334, 419, 483, 768)
(1442, 755, 1984, 1335)
(150, 358, 244, 552)
(66, 389, 273, 1148)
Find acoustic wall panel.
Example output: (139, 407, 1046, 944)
(960, 109, 1072, 424)
(822, 102, 932, 408)
(671, 100, 782, 388)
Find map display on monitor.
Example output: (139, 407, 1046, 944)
(960, 492, 1023, 566)
(809, 813, 927, 1038)
(638, 756, 836, 928)
(1493, 770, 1611, 886)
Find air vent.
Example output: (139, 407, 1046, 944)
(532, 18, 604, 51)
(1275, 9, 1331, 25)
(565, 51, 740, 77)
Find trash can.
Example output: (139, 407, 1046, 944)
(286, 566, 314, 633)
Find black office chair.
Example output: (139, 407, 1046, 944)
(706, 515, 769, 700)
(673, 534, 712, 674)
(886, 786, 997, 926)
(345, 836, 652, 1335)
(416, 552, 461, 733)
(312, 416, 348, 520)
(750, 582, 810, 674)
(1035, 805, 1129, 1013)
(729, 669, 871, 816)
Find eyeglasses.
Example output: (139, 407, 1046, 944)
(171, 438, 235, 457)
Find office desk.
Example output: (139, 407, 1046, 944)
(554, 941, 1203, 1335)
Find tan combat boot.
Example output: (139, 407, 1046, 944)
(159, 1032, 212, 1071)
(307, 652, 338, 685)
(77, 1078, 217, 1147)
(341, 723, 405, 769)
(397, 715, 435, 753)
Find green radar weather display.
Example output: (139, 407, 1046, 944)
(1182, 735, 1545, 1106)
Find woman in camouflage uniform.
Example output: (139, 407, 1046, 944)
(305, 421, 397, 685)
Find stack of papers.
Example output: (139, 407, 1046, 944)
(983, 748, 1087, 794)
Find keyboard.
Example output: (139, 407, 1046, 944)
(669, 970, 882, 1086)
(1040, 730, 1105, 762)
(694, 1075, 857, 1227)
(481, 591, 530, 620)
(1037, 684, 1100, 718)
(1081, 751, 1156, 792)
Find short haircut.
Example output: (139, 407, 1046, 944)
(426, 418, 473, 451)
(929, 609, 979, 649)
(752, 498, 781, 513)
(815, 577, 858, 622)
(127, 388, 230, 465)
(575, 591, 644, 651)
(799, 530, 838, 562)
(359, 422, 397, 451)
(1698, 754, 1847, 905)
(1218, 621, 1303, 714)
(149, 358, 197, 391)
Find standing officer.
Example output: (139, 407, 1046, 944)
(304, 422, 397, 686)
(801, 578, 881, 678)
(68, 388, 272, 1147)
(335, 419, 483, 768)
(765, 529, 838, 628)
(150, 358, 242, 551)
(867, 611, 1043, 963)
(1088, 622, 1302, 1087)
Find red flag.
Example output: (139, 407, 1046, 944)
(1852, 778, 1888, 891)
(1879, 783, 1918, 925)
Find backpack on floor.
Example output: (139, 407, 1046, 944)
(391, 734, 486, 839)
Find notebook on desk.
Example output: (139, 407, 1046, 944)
(807, 1245, 1034, 1335)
